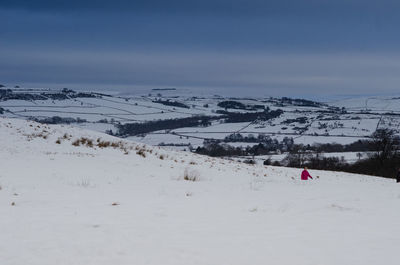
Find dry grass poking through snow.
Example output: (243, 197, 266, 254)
(69, 136, 157, 159)
(63, 136, 148, 157)
(183, 167, 201, 181)
(136, 148, 146, 158)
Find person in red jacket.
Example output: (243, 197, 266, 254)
(301, 167, 313, 180)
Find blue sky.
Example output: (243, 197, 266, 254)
(1, 0, 400, 97)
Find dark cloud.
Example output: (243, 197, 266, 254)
(1, 0, 399, 17)
(1, 1, 399, 96)
(2, 49, 400, 97)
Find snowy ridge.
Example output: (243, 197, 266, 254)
(1, 117, 400, 265)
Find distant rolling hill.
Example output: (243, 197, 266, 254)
(1, 87, 399, 152)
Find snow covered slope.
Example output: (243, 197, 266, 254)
(1, 117, 399, 265)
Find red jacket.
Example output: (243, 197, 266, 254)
(301, 170, 312, 180)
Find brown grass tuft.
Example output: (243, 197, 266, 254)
(72, 139, 80, 146)
(183, 168, 200, 181)
(136, 148, 146, 158)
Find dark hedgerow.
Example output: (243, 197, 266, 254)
(116, 109, 283, 137)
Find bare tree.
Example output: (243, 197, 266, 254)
(371, 129, 399, 165)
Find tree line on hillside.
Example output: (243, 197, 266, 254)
(152, 99, 190, 109)
(276, 97, 325, 107)
(116, 109, 283, 136)
(217, 100, 265, 111)
(31, 116, 87, 124)
(278, 129, 400, 179)
(0, 88, 98, 101)
(196, 129, 400, 179)
(116, 116, 214, 136)
(196, 134, 372, 157)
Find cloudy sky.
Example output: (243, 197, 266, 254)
(1, 0, 400, 98)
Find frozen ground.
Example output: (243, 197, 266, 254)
(1, 118, 400, 265)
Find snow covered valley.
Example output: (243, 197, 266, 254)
(1, 117, 400, 265)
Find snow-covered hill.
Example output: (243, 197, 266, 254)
(1, 117, 400, 265)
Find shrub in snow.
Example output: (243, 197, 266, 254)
(86, 139, 94, 147)
(243, 159, 256, 165)
(72, 137, 128, 151)
(136, 148, 146, 158)
(97, 140, 111, 148)
(111, 142, 121, 148)
(183, 167, 201, 181)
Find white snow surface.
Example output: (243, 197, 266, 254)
(1, 117, 400, 265)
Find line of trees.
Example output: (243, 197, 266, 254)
(284, 129, 400, 179)
(117, 109, 283, 136)
(196, 134, 372, 157)
(217, 100, 266, 111)
(117, 116, 215, 136)
(152, 100, 190, 109)
(0, 88, 97, 101)
(31, 116, 87, 124)
(195, 128, 400, 179)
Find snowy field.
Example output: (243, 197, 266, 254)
(330, 96, 400, 113)
(1, 88, 400, 153)
(1, 117, 400, 265)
